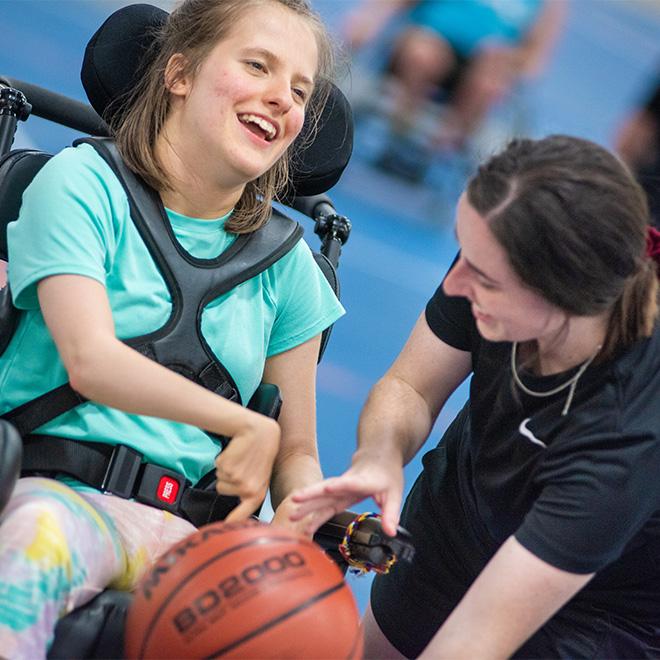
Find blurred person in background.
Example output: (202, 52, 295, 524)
(344, 0, 565, 162)
(616, 72, 660, 228)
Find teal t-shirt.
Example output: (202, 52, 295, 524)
(409, 0, 543, 57)
(0, 143, 344, 484)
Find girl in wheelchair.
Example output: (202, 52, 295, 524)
(0, 0, 343, 656)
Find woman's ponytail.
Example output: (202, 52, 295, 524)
(603, 256, 658, 357)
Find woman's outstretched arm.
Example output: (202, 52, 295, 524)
(292, 312, 472, 536)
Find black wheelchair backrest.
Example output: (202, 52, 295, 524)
(0, 149, 51, 356)
(0, 149, 50, 261)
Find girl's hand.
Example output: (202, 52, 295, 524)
(271, 489, 334, 538)
(270, 494, 318, 538)
(289, 451, 405, 537)
(215, 414, 281, 521)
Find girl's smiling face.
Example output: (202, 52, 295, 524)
(166, 2, 318, 189)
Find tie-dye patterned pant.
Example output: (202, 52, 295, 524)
(0, 476, 196, 659)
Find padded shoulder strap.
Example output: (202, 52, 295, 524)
(74, 138, 303, 300)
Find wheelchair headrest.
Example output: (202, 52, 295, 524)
(80, 3, 353, 200)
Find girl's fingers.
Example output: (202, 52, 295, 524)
(214, 477, 246, 495)
(224, 497, 261, 523)
(300, 506, 339, 536)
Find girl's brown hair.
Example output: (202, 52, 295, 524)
(110, 0, 335, 233)
(467, 135, 658, 359)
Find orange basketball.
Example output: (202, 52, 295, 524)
(124, 519, 363, 659)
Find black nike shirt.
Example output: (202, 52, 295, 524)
(425, 276, 660, 623)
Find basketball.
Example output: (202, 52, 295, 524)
(124, 519, 363, 659)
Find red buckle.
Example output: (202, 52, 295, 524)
(157, 476, 180, 504)
(135, 464, 185, 512)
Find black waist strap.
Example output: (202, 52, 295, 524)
(21, 435, 238, 527)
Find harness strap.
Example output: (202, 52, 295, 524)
(22, 435, 238, 527)
(4, 386, 87, 438)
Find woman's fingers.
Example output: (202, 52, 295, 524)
(378, 492, 402, 537)
(289, 474, 382, 522)
(288, 483, 364, 522)
(292, 475, 371, 501)
(288, 493, 356, 521)
(290, 479, 339, 501)
(289, 467, 405, 538)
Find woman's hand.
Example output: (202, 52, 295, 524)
(289, 315, 471, 537)
(289, 450, 405, 537)
(272, 492, 353, 539)
(216, 414, 281, 522)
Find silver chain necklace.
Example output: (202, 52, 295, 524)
(510, 342, 602, 416)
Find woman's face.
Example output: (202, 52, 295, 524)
(443, 194, 566, 344)
(167, 2, 318, 188)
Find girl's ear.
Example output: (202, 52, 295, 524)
(164, 53, 191, 96)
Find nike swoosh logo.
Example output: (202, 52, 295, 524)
(519, 417, 547, 448)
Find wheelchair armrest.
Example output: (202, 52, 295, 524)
(0, 286, 20, 356)
(246, 382, 282, 419)
(48, 590, 131, 659)
(316, 511, 416, 574)
(0, 420, 21, 516)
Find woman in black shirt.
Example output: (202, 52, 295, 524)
(293, 135, 660, 657)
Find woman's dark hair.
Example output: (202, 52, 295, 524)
(112, 0, 335, 233)
(467, 135, 658, 358)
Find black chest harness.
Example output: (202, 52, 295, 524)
(1, 137, 303, 526)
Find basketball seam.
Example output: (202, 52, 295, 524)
(203, 580, 347, 659)
(136, 535, 325, 658)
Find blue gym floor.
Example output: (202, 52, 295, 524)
(2, 0, 660, 614)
